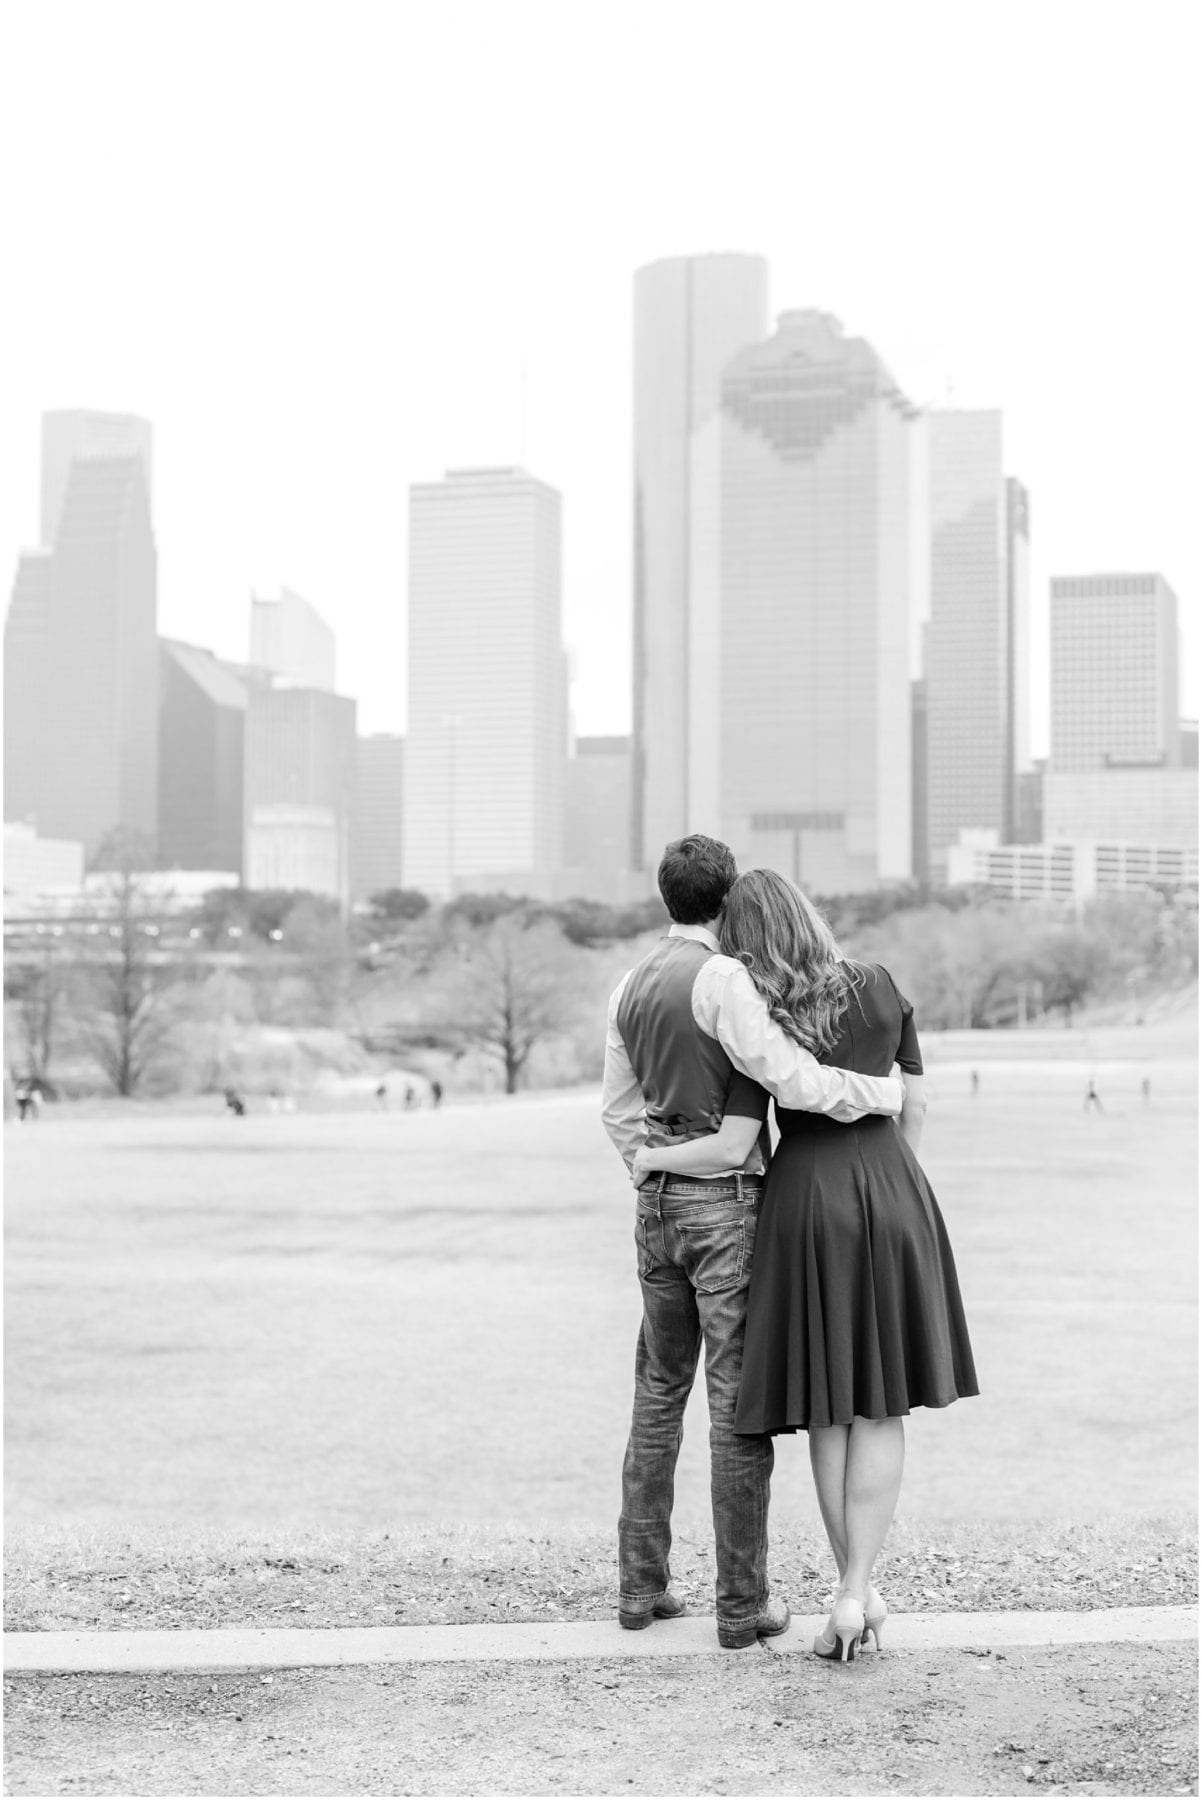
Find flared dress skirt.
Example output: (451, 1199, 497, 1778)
(733, 1113, 979, 1434)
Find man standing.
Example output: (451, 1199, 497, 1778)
(602, 837, 903, 1648)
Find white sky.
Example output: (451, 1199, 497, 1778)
(3, 0, 1198, 751)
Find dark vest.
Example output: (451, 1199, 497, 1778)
(616, 936, 740, 1146)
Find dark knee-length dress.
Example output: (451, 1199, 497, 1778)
(734, 963, 978, 1434)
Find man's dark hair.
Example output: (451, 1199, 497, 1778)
(657, 835, 738, 924)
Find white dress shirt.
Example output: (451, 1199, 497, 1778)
(601, 923, 903, 1175)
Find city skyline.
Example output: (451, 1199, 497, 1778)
(1, 4, 1196, 750)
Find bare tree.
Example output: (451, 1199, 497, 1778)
(4, 937, 66, 1090)
(429, 912, 586, 1093)
(80, 834, 177, 1096)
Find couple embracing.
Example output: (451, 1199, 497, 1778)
(601, 836, 978, 1662)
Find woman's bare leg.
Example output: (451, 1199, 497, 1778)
(841, 1416, 905, 1597)
(808, 1423, 849, 1581)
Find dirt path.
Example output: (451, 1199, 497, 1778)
(5, 1641, 1196, 1796)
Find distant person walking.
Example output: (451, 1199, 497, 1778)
(970, 1068, 980, 1097)
(375, 1081, 389, 1111)
(430, 1079, 443, 1108)
(15, 1079, 39, 1122)
(223, 1087, 246, 1118)
(1083, 1077, 1104, 1114)
(1141, 1076, 1152, 1107)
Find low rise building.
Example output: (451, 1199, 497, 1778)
(2, 821, 85, 900)
(947, 828, 1197, 903)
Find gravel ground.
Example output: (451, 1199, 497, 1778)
(6, 1516, 1195, 1634)
(5, 1641, 1197, 1797)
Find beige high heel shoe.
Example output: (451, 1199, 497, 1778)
(812, 1590, 866, 1663)
(861, 1584, 888, 1650)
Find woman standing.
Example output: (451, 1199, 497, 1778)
(632, 869, 978, 1662)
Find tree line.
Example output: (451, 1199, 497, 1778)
(4, 833, 1196, 1100)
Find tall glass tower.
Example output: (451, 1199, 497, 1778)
(404, 468, 566, 899)
(713, 311, 919, 892)
(4, 411, 157, 860)
(631, 253, 768, 872)
(925, 412, 1031, 876)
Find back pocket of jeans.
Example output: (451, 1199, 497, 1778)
(676, 1214, 746, 1293)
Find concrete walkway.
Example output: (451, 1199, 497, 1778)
(4, 1606, 1195, 1675)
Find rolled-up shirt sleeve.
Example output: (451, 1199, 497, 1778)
(601, 973, 646, 1173)
(693, 958, 902, 1122)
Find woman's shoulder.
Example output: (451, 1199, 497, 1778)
(842, 961, 906, 1009)
(842, 959, 892, 987)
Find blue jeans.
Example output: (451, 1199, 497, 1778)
(618, 1173, 774, 1624)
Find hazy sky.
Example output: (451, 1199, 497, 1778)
(3, 0, 1197, 751)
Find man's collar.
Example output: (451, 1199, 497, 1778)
(669, 921, 721, 952)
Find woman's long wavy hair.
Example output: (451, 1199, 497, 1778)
(719, 868, 858, 1056)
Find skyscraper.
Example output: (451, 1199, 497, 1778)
(1043, 572, 1193, 850)
(564, 736, 633, 903)
(250, 587, 336, 691)
(711, 310, 920, 892)
(4, 412, 158, 860)
(404, 468, 566, 899)
(3, 551, 53, 831)
(158, 640, 247, 874)
(39, 409, 153, 547)
(1049, 573, 1179, 770)
(911, 676, 929, 885)
(632, 252, 769, 871)
(244, 681, 357, 905)
(1004, 479, 1032, 837)
(352, 733, 405, 902)
(925, 413, 1030, 877)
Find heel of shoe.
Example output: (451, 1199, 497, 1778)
(860, 1585, 887, 1651)
(829, 1593, 865, 1663)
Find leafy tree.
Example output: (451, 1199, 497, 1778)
(191, 885, 253, 946)
(552, 894, 670, 946)
(190, 885, 343, 948)
(442, 891, 537, 929)
(367, 887, 431, 925)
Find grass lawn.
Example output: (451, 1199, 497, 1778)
(4, 1020, 1196, 1557)
(5, 1513, 1195, 1633)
